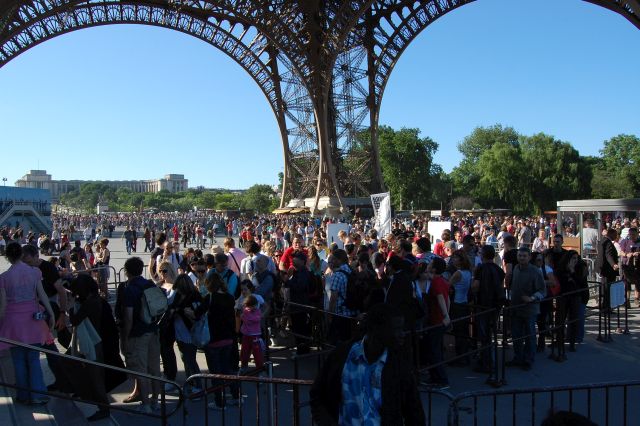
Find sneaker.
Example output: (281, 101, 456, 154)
(207, 402, 225, 411)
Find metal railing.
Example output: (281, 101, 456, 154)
(449, 380, 640, 426)
(0, 336, 184, 425)
(183, 364, 314, 426)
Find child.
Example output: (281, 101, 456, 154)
(239, 294, 265, 372)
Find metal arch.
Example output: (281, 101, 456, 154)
(0, 2, 282, 107)
(366, 0, 640, 106)
(0, 1, 326, 206)
(0, 1, 313, 80)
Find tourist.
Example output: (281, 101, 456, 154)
(284, 252, 312, 355)
(448, 249, 473, 366)
(554, 250, 588, 360)
(424, 256, 450, 389)
(471, 244, 506, 373)
(121, 257, 161, 414)
(327, 249, 357, 345)
(157, 261, 178, 388)
(506, 247, 545, 371)
(193, 273, 239, 410)
(239, 294, 265, 372)
(309, 303, 425, 425)
(224, 237, 246, 278)
(167, 273, 203, 396)
(93, 238, 110, 296)
(0, 242, 55, 405)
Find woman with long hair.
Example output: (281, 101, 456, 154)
(157, 261, 178, 390)
(168, 273, 203, 394)
(194, 273, 239, 409)
(554, 250, 588, 361)
(448, 249, 473, 365)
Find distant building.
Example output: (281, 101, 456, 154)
(15, 170, 188, 200)
(0, 186, 52, 234)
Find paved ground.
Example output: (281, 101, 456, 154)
(0, 229, 639, 425)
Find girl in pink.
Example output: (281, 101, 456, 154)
(239, 295, 264, 371)
(0, 242, 55, 405)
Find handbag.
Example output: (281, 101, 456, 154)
(191, 316, 210, 347)
(190, 296, 210, 347)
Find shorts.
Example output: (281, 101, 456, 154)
(124, 331, 161, 377)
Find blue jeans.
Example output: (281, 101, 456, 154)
(125, 240, 133, 254)
(177, 341, 201, 387)
(204, 344, 238, 406)
(511, 315, 536, 364)
(11, 346, 46, 401)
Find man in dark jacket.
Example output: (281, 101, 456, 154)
(385, 255, 416, 331)
(310, 303, 425, 425)
(471, 244, 506, 374)
(596, 228, 619, 284)
(285, 252, 312, 354)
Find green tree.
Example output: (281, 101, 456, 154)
(244, 184, 276, 213)
(597, 134, 640, 198)
(476, 142, 528, 212)
(520, 133, 592, 213)
(451, 124, 519, 205)
(378, 126, 439, 210)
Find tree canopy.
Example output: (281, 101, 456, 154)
(58, 126, 638, 216)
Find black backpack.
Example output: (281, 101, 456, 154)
(335, 268, 367, 312)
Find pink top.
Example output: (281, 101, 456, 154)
(240, 307, 262, 336)
(0, 261, 52, 350)
(0, 261, 43, 303)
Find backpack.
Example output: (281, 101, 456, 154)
(223, 269, 242, 299)
(335, 268, 367, 312)
(140, 282, 169, 325)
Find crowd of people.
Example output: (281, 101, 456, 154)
(0, 209, 638, 424)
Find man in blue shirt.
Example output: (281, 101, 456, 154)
(310, 303, 425, 425)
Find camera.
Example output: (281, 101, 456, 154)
(32, 311, 50, 321)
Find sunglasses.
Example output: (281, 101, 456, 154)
(196, 269, 206, 273)
(159, 269, 169, 273)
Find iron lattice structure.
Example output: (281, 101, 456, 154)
(1, 1, 639, 213)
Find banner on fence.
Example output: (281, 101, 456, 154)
(610, 280, 625, 309)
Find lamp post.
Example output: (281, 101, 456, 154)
(2, 178, 6, 187)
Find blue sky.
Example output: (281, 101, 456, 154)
(1, 0, 638, 190)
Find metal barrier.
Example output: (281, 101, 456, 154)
(449, 380, 640, 426)
(0, 336, 183, 425)
(72, 264, 119, 295)
(183, 364, 314, 426)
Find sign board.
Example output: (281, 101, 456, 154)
(610, 281, 626, 309)
(427, 221, 452, 247)
(326, 223, 350, 249)
(370, 192, 391, 238)
(430, 210, 442, 217)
